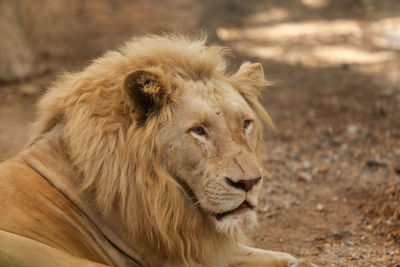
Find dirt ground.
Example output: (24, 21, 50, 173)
(1, 0, 399, 266)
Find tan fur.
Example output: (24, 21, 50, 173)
(15, 35, 316, 266)
(30, 35, 264, 265)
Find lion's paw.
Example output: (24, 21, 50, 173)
(288, 258, 317, 267)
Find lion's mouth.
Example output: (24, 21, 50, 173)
(214, 201, 253, 221)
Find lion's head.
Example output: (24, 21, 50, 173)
(33, 35, 273, 265)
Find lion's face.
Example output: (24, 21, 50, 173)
(163, 79, 263, 234)
(122, 62, 268, 236)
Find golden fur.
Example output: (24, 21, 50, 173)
(31, 35, 275, 265)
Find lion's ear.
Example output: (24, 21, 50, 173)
(122, 70, 169, 121)
(231, 62, 275, 130)
(233, 62, 268, 92)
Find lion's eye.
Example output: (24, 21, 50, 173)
(243, 119, 253, 130)
(191, 126, 207, 136)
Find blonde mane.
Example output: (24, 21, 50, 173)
(32, 35, 272, 265)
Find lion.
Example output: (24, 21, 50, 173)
(0, 35, 316, 267)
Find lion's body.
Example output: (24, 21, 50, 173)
(0, 130, 151, 266)
(0, 35, 315, 267)
(0, 157, 100, 261)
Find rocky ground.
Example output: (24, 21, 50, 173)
(1, 0, 399, 266)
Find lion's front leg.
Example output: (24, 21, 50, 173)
(230, 244, 316, 267)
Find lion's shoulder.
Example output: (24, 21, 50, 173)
(0, 156, 105, 263)
(0, 230, 108, 267)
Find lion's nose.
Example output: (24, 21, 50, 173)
(225, 177, 261, 192)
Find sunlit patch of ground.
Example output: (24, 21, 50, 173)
(300, 0, 330, 9)
(218, 16, 400, 87)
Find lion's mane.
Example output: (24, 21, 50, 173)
(32, 35, 273, 265)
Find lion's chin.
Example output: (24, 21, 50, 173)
(212, 208, 258, 236)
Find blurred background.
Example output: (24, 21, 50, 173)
(0, 0, 399, 265)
